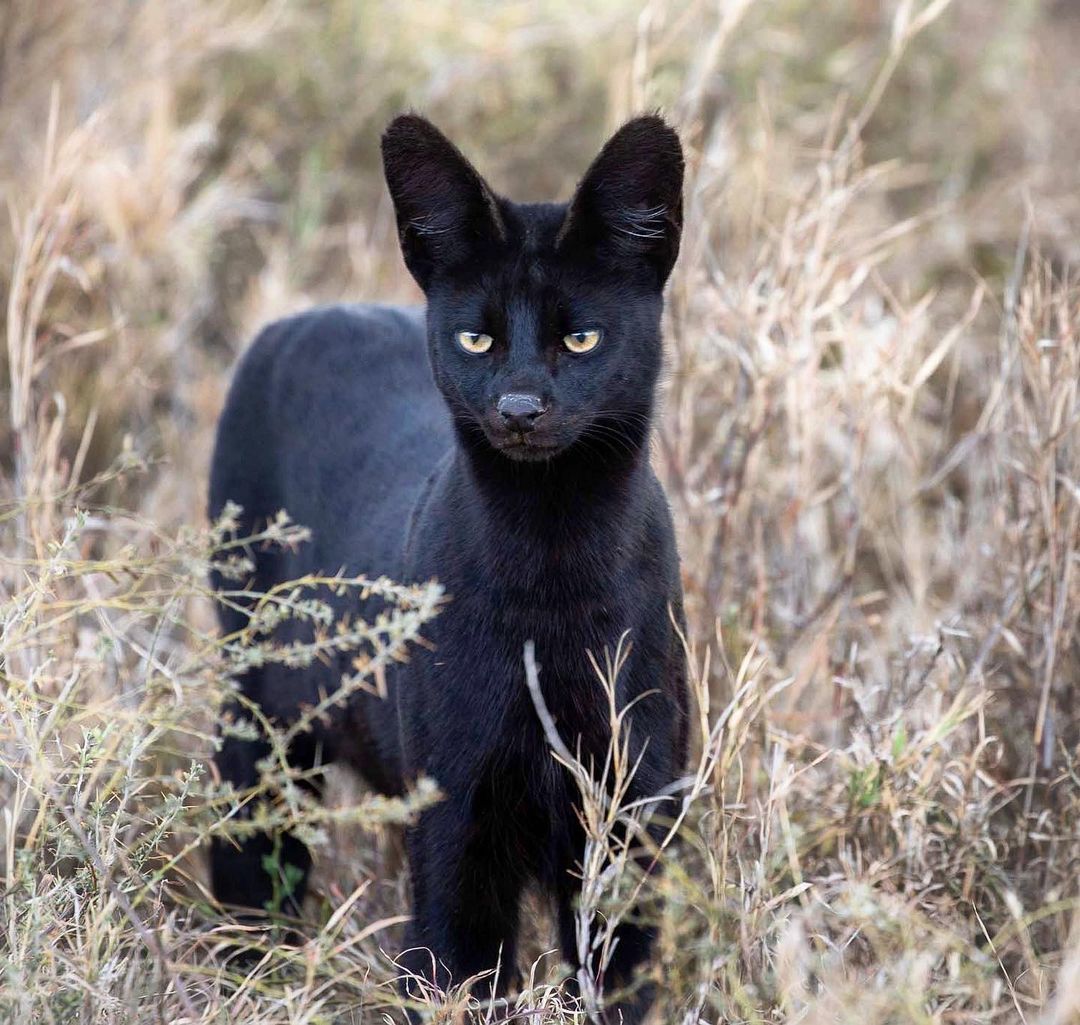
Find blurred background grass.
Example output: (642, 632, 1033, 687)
(4, 0, 1078, 502)
(2, 1, 1079, 1022)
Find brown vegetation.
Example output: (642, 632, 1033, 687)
(2, 1, 1078, 1021)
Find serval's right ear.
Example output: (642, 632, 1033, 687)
(381, 114, 506, 292)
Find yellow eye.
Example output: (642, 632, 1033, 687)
(563, 329, 602, 354)
(456, 330, 493, 354)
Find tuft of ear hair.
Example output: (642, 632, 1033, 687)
(558, 114, 684, 286)
(381, 114, 506, 291)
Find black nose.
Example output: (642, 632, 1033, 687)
(497, 392, 547, 433)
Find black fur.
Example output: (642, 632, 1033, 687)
(209, 113, 688, 1021)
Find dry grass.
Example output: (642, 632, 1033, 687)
(2, 0, 1078, 1022)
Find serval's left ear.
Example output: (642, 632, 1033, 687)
(558, 114, 684, 286)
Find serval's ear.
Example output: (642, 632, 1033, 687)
(382, 114, 506, 291)
(558, 114, 684, 286)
